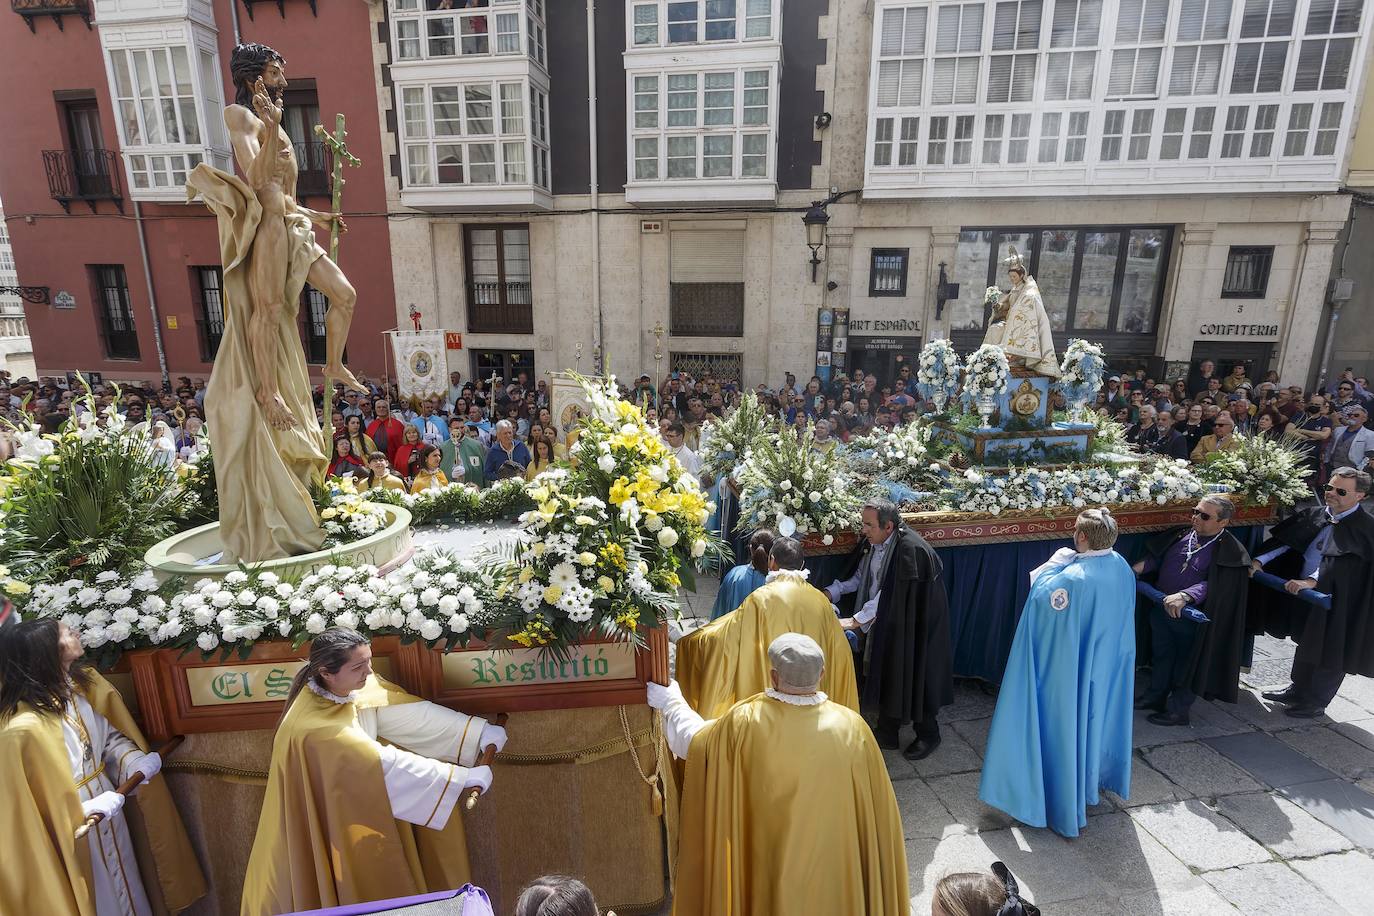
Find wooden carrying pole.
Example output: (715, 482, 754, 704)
(462, 712, 509, 811)
(75, 735, 184, 839)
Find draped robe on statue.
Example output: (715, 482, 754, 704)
(983, 277, 1060, 378)
(675, 574, 859, 720)
(0, 673, 206, 916)
(672, 693, 909, 916)
(979, 548, 1135, 837)
(240, 675, 489, 916)
(187, 164, 328, 563)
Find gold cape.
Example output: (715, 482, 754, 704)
(675, 577, 859, 720)
(187, 163, 328, 564)
(240, 675, 473, 916)
(674, 694, 909, 916)
(0, 672, 207, 915)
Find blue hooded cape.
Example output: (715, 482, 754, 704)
(978, 550, 1136, 837)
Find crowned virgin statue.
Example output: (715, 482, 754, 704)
(984, 247, 1060, 378)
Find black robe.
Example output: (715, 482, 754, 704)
(1300, 507, 1374, 675)
(1248, 508, 1327, 642)
(1138, 527, 1252, 704)
(837, 524, 954, 724)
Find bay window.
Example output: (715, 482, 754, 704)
(390, 0, 546, 64)
(627, 65, 776, 185)
(100, 25, 228, 200)
(399, 77, 551, 204)
(629, 0, 777, 47)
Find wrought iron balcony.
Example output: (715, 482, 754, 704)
(12, 0, 91, 31)
(293, 140, 332, 199)
(468, 280, 533, 334)
(43, 149, 123, 213)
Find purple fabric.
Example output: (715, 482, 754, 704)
(1154, 535, 1215, 606)
(285, 885, 492, 916)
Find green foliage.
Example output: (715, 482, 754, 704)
(698, 391, 778, 481)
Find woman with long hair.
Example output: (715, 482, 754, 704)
(931, 864, 1040, 916)
(409, 444, 448, 494)
(709, 529, 775, 621)
(393, 423, 424, 481)
(328, 436, 366, 478)
(341, 414, 377, 463)
(514, 876, 601, 916)
(1254, 407, 1284, 439)
(241, 629, 505, 916)
(0, 620, 206, 915)
(525, 437, 554, 481)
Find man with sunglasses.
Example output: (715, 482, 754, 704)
(1132, 495, 1251, 726)
(1249, 468, 1374, 718)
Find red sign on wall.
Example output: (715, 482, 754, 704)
(445, 332, 463, 350)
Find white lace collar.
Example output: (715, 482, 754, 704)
(307, 679, 356, 705)
(1077, 548, 1114, 558)
(765, 568, 811, 583)
(765, 688, 827, 706)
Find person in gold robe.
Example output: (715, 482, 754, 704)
(649, 633, 909, 916)
(241, 628, 506, 916)
(0, 619, 206, 916)
(674, 536, 858, 720)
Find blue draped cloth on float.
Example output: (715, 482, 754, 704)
(709, 564, 768, 620)
(978, 550, 1137, 838)
(765, 525, 1267, 684)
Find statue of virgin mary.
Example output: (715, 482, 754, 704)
(984, 247, 1060, 378)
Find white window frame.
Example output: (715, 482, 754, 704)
(99, 21, 228, 202)
(627, 0, 780, 48)
(863, 0, 1371, 197)
(625, 63, 778, 187)
(397, 76, 551, 200)
(389, 0, 546, 66)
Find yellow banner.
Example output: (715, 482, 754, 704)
(185, 657, 393, 707)
(442, 643, 637, 689)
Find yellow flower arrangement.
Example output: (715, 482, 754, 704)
(509, 617, 555, 648)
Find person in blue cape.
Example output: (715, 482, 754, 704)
(710, 529, 774, 620)
(979, 507, 1136, 838)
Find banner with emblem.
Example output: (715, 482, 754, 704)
(389, 330, 448, 401)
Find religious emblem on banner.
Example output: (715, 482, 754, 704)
(389, 329, 448, 400)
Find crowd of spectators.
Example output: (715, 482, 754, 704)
(2, 356, 1371, 500)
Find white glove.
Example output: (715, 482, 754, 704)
(478, 723, 507, 755)
(462, 765, 493, 796)
(126, 751, 161, 787)
(647, 679, 684, 711)
(81, 791, 125, 820)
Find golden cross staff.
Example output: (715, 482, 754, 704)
(314, 114, 362, 263)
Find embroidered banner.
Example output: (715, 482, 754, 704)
(389, 330, 449, 400)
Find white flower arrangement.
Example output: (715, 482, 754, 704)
(1056, 339, 1107, 418)
(698, 391, 777, 481)
(984, 286, 1003, 307)
(25, 569, 167, 654)
(736, 422, 862, 537)
(1196, 433, 1312, 506)
(915, 338, 962, 408)
(965, 344, 1011, 398)
(846, 422, 945, 494)
(949, 459, 1206, 516)
(320, 494, 390, 545)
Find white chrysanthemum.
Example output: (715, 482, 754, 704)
(96, 570, 120, 584)
(196, 632, 219, 652)
(224, 570, 249, 586)
(550, 562, 579, 590)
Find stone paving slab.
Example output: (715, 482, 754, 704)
(892, 776, 955, 840)
(938, 681, 1000, 722)
(910, 729, 984, 779)
(1074, 812, 1200, 896)
(1204, 731, 1338, 789)
(1290, 850, 1374, 915)
(1143, 742, 1264, 798)
(1117, 882, 1243, 915)
(929, 826, 1114, 908)
(1278, 778, 1374, 851)
(1277, 726, 1374, 781)
(1214, 792, 1354, 858)
(1226, 691, 1307, 733)
(1127, 800, 1273, 872)
(1106, 755, 1194, 809)
(1333, 718, 1374, 752)
(1201, 861, 1341, 916)
(949, 715, 990, 758)
(1240, 657, 1295, 688)
(926, 771, 1018, 832)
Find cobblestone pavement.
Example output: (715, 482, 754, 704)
(669, 577, 1374, 913)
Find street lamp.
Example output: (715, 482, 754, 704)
(802, 201, 830, 283)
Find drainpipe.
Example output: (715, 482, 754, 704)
(586, 0, 604, 374)
(132, 200, 171, 389)
(229, 0, 242, 43)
